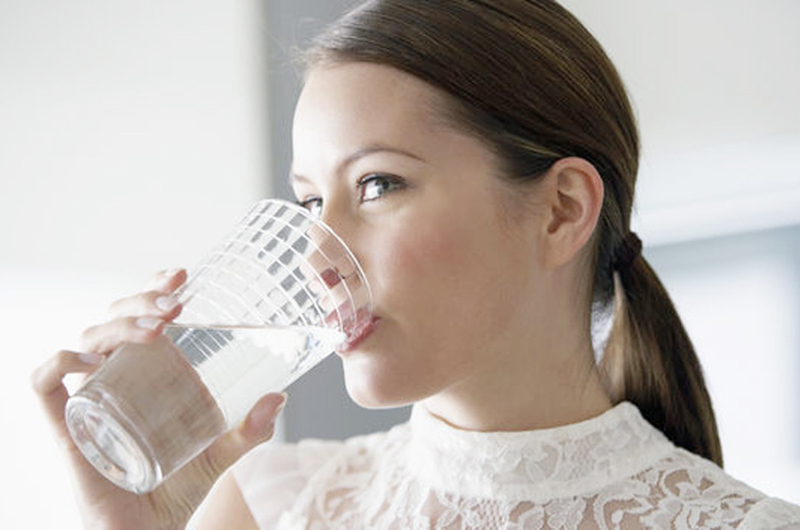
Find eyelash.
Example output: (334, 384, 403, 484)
(297, 196, 323, 217)
(296, 173, 406, 215)
(358, 173, 406, 202)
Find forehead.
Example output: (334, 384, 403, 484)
(292, 63, 452, 162)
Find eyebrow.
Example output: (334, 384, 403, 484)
(289, 144, 425, 185)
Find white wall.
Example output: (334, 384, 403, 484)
(0, 0, 268, 527)
(558, 0, 800, 245)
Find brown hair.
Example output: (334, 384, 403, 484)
(306, 0, 722, 465)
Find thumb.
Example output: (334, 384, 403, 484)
(150, 392, 288, 519)
(208, 392, 288, 471)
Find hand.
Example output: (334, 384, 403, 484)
(31, 269, 287, 530)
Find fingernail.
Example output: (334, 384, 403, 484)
(79, 352, 105, 365)
(136, 317, 162, 330)
(275, 392, 288, 415)
(155, 295, 179, 313)
(153, 268, 183, 290)
(249, 394, 285, 430)
(163, 268, 182, 278)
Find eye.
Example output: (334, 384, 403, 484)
(297, 196, 323, 218)
(358, 173, 406, 202)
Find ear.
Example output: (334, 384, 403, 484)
(538, 157, 604, 269)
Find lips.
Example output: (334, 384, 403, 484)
(323, 298, 373, 338)
(336, 316, 379, 354)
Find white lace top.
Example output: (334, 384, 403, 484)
(232, 402, 800, 529)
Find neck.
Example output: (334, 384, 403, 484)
(422, 276, 613, 432)
(422, 351, 612, 432)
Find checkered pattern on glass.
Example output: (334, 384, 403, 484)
(175, 200, 369, 336)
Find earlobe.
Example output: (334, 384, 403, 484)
(541, 157, 604, 268)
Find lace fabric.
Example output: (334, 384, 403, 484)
(232, 402, 800, 529)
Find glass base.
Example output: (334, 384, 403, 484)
(65, 394, 161, 494)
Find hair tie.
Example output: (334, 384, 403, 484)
(613, 232, 642, 270)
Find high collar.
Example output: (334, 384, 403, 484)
(406, 401, 675, 502)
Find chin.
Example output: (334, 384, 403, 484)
(341, 356, 422, 409)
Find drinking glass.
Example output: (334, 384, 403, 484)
(65, 199, 372, 493)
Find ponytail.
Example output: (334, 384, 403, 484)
(601, 252, 724, 466)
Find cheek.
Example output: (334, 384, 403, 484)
(367, 211, 509, 334)
(370, 218, 462, 298)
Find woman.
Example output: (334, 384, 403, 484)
(33, 1, 800, 528)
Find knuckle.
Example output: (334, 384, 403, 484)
(79, 325, 98, 350)
(198, 449, 226, 484)
(30, 350, 67, 394)
(55, 349, 73, 365)
(109, 291, 159, 318)
(107, 296, 123, 312)
(120, 316, 143, 338)
(147, 270, 168, 291)
(141, 289, 161, 303)
(125, 315, 163, 341)
(29, 364, 46, 394)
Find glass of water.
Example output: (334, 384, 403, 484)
(65, 199, 372, 493)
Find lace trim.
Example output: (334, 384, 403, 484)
(406, 402, 675, 501)
(249, 402, 800, 529)
(742, 498, 800, 530)
(277, 447, 781, 530)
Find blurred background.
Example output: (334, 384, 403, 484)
(1, 0, 798, 526)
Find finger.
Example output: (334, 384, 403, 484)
(108, 290, 182, 321)
(31, 350, 105, 432)
(80, 316, 165, 354)
(151, 393, 287, 516)
(207, 393, 287, 473)
(31, 351, 135, 502)
(146, 268, 188, 293)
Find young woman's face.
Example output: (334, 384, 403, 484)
(291, 62, 547, 407)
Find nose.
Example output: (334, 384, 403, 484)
(308, 205, 373, 337)
(317, 200, 371, 279)
(318, 201, 359, 261)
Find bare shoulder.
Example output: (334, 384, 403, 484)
(194, 472, 258, 530)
